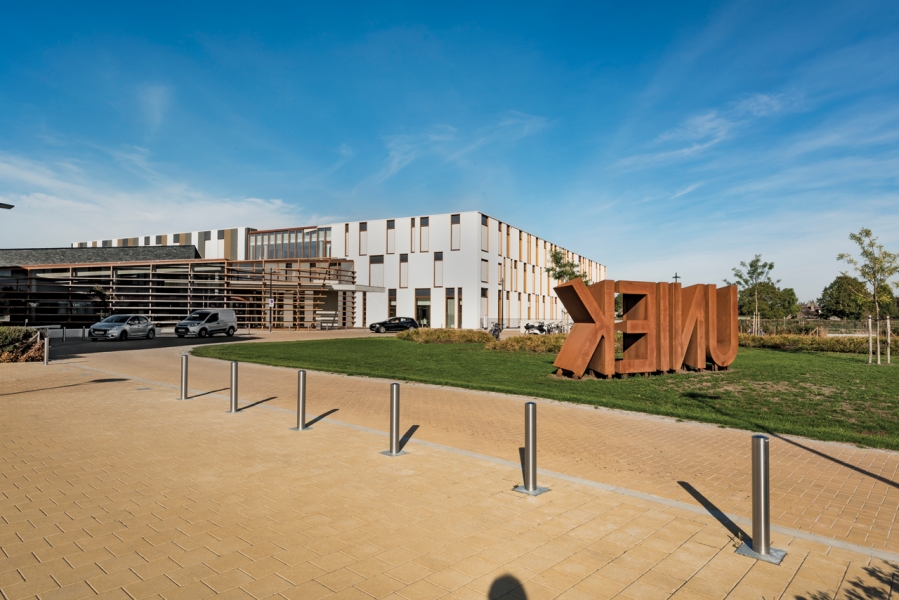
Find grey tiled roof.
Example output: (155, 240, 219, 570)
(0, 246, 202, 267)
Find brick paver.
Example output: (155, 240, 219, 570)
(2, 332, 898, 598)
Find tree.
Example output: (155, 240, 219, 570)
(818, 275, 868, 320)
(546, 249, 591, 285)
(724, 255, 776, 319)
(837, 228, 899, 364)
(736, 282, 799, 319)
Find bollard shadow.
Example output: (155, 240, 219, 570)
(306, 408, 339, 427)
(0, 378, 129, 397)
(238, 396, 277, 411)
(678, 481, 750, 544)
(517, 447, 528, 485)
(488, 574, 527, 599)
(398, 425, 419, 451)
(186, 387, 229, 400)
(680, 393, 899, 491)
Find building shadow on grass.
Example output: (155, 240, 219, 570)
(489, 575, 527, 599)
(678, 481, 749, 544)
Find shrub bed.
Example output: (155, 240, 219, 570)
(0, 327, 44, 362)
(396, 328, 494, 344)
(485, 333, 568, 353)
(738, 333, 899, 354)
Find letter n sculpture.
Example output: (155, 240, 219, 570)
(553, 279, 738, 378)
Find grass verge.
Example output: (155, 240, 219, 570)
(192, 338, 899, 450)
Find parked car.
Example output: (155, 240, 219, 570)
(369, 317, 419, 333)
(89, 314, 156, 341)
(175, 309, 237, 338)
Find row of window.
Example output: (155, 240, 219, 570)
(248, 228, 332, 260)
(352, 215, 463, 256)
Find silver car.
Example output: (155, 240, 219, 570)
(89, 314, 156, 341)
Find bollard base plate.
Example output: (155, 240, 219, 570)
(735, 543, 786, 564)
(380, 450, 408, 457)
(513, 485, 550, 496)
(290, 426, 311, 431)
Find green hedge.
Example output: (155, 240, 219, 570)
(738, 333, 899, 354)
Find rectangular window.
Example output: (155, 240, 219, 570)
(434, 251, 443, 287)
(519, 231, 523, 261)
(173, 233, 181, 244)
(481, 288, 488, 326)
(446, 288, 455, 329)
(388, 289, 397, 318)
(481, 259, 489, 283)
(399, 254, 409, 288)
(369, 255, 384, 287)
(144, 236, 150, 245)
(451, 214, 461, 251)
(410, 217, 416, 252)
(415, 288, 431, 328)
(344, 223, 349, 256)
(386, 220, 395, 254)
(506, 225, 510, 257)
(359, 222, 368, 256)
(217, 229, 225, 240)
(497, 221, 502, 255)
(481, 215, 489, 252)
(156, 235, 164, 245)
(420, 216, 430, 252)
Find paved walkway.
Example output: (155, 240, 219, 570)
(1, 332, 898, 598)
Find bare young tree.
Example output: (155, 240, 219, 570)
(837, 228, 899, 365)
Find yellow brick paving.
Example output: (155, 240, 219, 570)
(0, 335, 894, 598)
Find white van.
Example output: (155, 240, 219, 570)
(175, 309, 238, 338)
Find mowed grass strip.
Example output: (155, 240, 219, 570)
(192, 338, 899, 450)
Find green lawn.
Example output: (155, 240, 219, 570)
(192, 339, 899, 450)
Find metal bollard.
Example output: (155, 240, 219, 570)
(43, 336, 49, 365)
(62, 327, 66, 343)
(514, 402, 549, 495)
(81, 326, 85, 341)
(230, 362, 238, 413)
(179, 355, 189, 400)
(297, 370, 307, 429)
(381, 383, 406, 456)
(736, 435, 785, 563)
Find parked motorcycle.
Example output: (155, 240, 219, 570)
(524, 322, 547, 335)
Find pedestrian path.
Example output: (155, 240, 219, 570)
(0, 335, 896, 598)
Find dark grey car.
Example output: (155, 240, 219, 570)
(89, 314, 156, 341)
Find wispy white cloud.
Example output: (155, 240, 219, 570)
(0, 152, 324, 247)
(138, 84, 171, 131)
(372, 111, 548, 183)
(671, 182, 703, 198)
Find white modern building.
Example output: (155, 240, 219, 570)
(73, 211, 605, 329)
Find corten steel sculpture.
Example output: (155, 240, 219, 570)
(553, 279, 738, 378)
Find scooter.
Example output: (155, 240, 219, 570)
(524, 322, 547, 335)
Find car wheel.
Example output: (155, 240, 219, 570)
(226, 326, 235, 337)
(378, 326, 386, 333)
(147, 328, 155, 340)
(90, 338, 98, 342)
(198, 329, 208, 338)
(176, 334, 185, 338)
(119, 331, 128, 341)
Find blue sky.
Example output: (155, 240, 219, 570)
(1, 1, 898, 300)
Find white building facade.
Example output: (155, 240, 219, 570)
(74, 211, 604, 330)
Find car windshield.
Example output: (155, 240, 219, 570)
(184, 312, 211, 322)
(100, 315, 130, 324)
